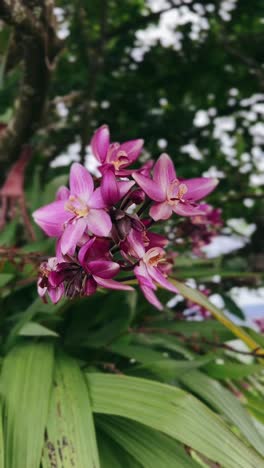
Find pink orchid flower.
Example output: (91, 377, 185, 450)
(133, 153, 218, 221)
(124, 230, 177, 310)
(38, 257, 64, 304)
(78, 237, 133, 294)
(91, 124, 144, 174)
(101, 167, 134, 206)
(33, 163, 112, 255)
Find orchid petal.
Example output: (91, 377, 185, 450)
(132, 173, 164, 202)
(118, 180, 135, 198)
(89, 259, 120, 278)
(32, 200, 72, 237)
(147, 232, 169, 248)
(119, 139, 144, 163)
(86, 209, 112, 237)
(89, 187, 107, 209)
(147, 265, 178, 294)
(91, 125, 110, 163)
(126, 229, 146, 259)
(48, 284, 64, 304)
(56, 186, 70, 201)
(153, 153, 176, 194)
(134, 264, 162, 310)
(78, 237, 96, 266)
(101, 169, 120, 205)
(85, 277, 97, 296)
(150, 202, 173, 221)
(94, 276, 133, 291)
(173, 203, 205, 217)
(60, 218, 87, 255)
(69, 162, 94, 199)
(184, 177, 218, 201)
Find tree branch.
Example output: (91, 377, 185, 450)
(0, 0, 63, 172)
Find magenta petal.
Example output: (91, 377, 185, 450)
(147, 232, 169, 248)
(88, 260, 120, 278)
(56, 186, 70, 201)
(78, 237, 96, 266)
(118, 180, 135, 199)
(32, 201, 72, 237)
(69, 163, 94, 199)
(126, 229, 145, 259)
(91, 125, 110, 163)
(153, 153, 176, 195)
(148, 265, 178, 294)
(150, 202, 173, 221)
(119, 139, 144, 163)
(85, 277, 97, 296)
(173, 203, 205, 217)
(89, 187, 107, 209)
(132, 173, 164, 202)
(94, 276, 133, 291)
(184, 177, 218, 201)
(60, 218, 87, 255)
(48, 284, 64, 304)
(134, 264, 162, 310)
(101, 169, 120, 205)
(86, 209, 112, 237)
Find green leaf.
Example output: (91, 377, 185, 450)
(5, 297, 65, 350)
(0, 274, 14, 288)
(0, 220, 18, 247)
(18, 321, 58, 337)
(42, 351, 100, 468)
(170, 279, 263, 354)
(0, 399, 4, 468)
(87, 373, 264, 468)
(222, 294, 245, 319)
(97, 415, 200, 468)
(97, 429, 141, 468)
(179, 370, 264, 457)
(204, 362, 263, 380)
(110, 343, 211, 380)
(1, 342, 54, 468)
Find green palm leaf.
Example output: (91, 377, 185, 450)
(87, 373, 264, 468)
(97, 415, 200, 468)
(42, 351, 100, 468)
(1, 341, 54, 468)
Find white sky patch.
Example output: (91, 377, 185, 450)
(54, 7, 70, 39)
(131, 1, 210, 62)
(231, 287, 264, 306)
(202, 235, 246, 257)
(181, 143, 203, 160)
(227, 219, 256, 237)
(157, 138, 168, 149)
(50, 142, 81, 168)
(194, 110, 210, 127)
(202, 166, 225, 178)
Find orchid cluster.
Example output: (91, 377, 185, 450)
(33, 125, 218, 310)
(175, 204, 223, 256)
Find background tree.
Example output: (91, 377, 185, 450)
(0, 1, 263, 467)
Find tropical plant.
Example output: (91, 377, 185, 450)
(0, 0, 263, 467)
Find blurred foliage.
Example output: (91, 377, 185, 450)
(0, 0, 264, 466)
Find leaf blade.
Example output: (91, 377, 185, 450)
(87, 373, 264, 468)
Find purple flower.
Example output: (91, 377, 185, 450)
(42, 238, 133, 300)
(38, 257, 64, 304)
(33, 163, 112, 255)
(123, 230, 177, 310)
(78, 237, 133, 293)
(101, 167, 134, 206)
(133, 153, 218, 221)
(91, 125, 144, 174)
